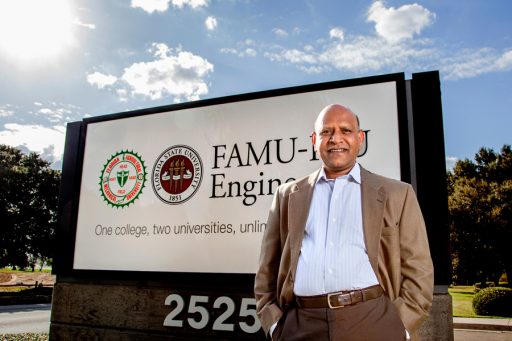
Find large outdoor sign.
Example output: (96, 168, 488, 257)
(73, 79, 402, 273)
(53, 72, 453, 340)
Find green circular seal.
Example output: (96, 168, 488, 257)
(99, 150, 146, 208)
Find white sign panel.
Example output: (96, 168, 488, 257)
(73, 81, 401, 273)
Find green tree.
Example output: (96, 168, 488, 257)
(0, 145, 60, 269)
(448, 145, 512, 286)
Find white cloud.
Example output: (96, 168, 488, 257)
(0, 102, 85, 168)
(220, 48, 237, 55)
(244, 48, 257, 57)
(323, 36, 435, 72)
(73, 18, 96, 29)
(87, 71, 118, 89)
(329, 27, 345, 41)
(265, 35, 435, 74)
(220, 40, 258, 57)
(227, 3, 437, 74)
(264, 31, 510, 81)
(131, 0, 171, 13)
(266, 48, 317, 65)
(273, 28, 288, 38)
(496, 50, 512, 69)
(117, 89, 128, 102)
(442, 48, 512, 80)
(131, 0, 208, 13)
(38, 108, 63, 123)
(0, 123, 66, 166)
(151, 42, 171, 58)
(205, 16, 217, 31)
(367, 0, 435, 43)
(1, 102, 85, 126)
(221, 2, 509, 82)
(0, 105, 14, 117)
(35, 106, 77, 123)
(297, 65, 325, 74)
(292, 27, 305, 36)
(171, 0, 208, 9)
(121, 43, 213, 102)
(446, 156, 458, 171)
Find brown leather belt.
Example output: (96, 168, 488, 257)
(296, 285, 383, 309)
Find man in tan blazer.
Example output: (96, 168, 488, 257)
(255, 104, 433, 340)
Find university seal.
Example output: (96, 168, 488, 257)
(152, 145, 203, 205)
(99, 150, 146, 208)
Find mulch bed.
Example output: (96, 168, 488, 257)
(0, 333, 48, 340)
(0, 273, 11, 283)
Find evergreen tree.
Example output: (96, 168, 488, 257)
(0, 145, 60, 269)
(448, 145, 512, 285)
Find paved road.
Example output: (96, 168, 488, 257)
(0, 303, 51, 334)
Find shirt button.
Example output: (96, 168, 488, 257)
(329, 242, 334, 247)
(328, 269, 333, 274)
(332, 218, 336, 222)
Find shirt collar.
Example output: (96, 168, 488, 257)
(317, 163, 361, 184)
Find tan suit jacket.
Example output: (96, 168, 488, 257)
(255, 166, 434, 339)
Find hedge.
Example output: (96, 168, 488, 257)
(472, 286, 512, 317)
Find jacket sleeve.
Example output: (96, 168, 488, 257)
(254, 190, 284, 336)
(394, 184, 434, 333)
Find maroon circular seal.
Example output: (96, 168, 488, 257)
(152, 145, 203, 204)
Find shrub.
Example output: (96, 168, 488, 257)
(472, 287, 512, 317)
(473, 281, 495, 293)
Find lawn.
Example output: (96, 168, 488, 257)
(449, 286, 477, 317)
(0, 267, 51, 273)
(449, 285, 512, 319)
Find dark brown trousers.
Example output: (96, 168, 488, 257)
(275, 295, 406, 341)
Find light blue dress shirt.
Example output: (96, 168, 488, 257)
(294, 163, 379, 296)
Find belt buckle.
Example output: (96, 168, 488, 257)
(327, 292, 345, 309)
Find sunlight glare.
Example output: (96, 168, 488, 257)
(0, 0, 75, 64)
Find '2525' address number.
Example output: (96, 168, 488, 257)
(163, 294, 261, 333)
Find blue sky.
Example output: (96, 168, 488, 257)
(0, 0, 510, 170)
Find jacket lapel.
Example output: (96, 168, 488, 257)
(361, 167, 386, 277)
(288, 169, 319, 279)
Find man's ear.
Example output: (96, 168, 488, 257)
(311, 131, 317, 151)
(357, 129, 365, 144)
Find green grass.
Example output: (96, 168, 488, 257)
(449, 285, 512, 318)
(449, 286, 477, 317)
(0, 333, 48, 340)
(0, 286, 26, 293)
(0, 267, 51, 273)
